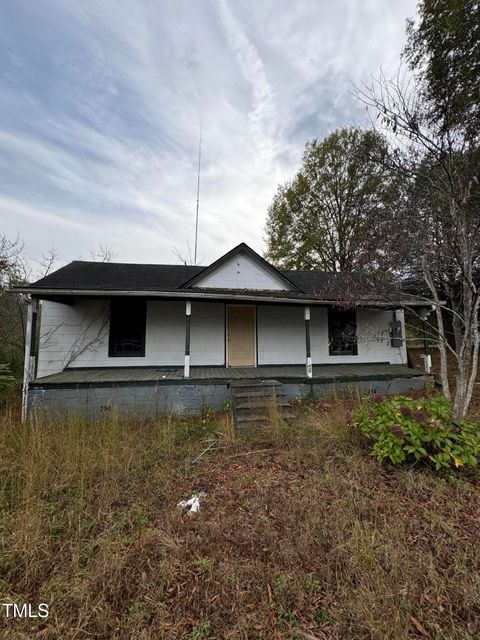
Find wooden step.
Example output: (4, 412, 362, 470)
(232, 389, 285, 398)
(236, 411, 293, 425)
(230, 379, 291, 427)
(235, 413, 271, 425)
(234, 399, 291, 410)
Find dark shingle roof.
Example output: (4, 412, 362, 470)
(27, 261, 206, 292)
(18, 260, 421, 305)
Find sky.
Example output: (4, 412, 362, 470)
(0, 0, 417, 270)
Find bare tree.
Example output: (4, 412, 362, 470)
(0, 234, 29, 375)
(33, 247, 59, 278)
(89, 244, 117, 262)
(173, 241, 201, 266)
(0, 234, 27, 287)
(355, 71, 480, 419)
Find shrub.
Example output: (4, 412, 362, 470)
(354, 394, 480, 470)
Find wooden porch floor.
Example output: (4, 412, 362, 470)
(32, 363, 426, 386)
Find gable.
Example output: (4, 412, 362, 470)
(193, 253, 290, 290)
(181, 243, 299, 292)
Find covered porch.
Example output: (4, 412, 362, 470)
(31, 362, 427, 386)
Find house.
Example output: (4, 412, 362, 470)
(15, 243, 432, 420)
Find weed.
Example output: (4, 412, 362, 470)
(274, 573, 289, 596)
(133, 505, 149, 528)
(304, 575, 321, 593)
(314, 607, 331, 625)
(196, 557, 211, 576)
(187, 621, 211, 639)
(277, 609, 298, 628)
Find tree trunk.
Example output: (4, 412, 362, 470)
(453, 363, 469, 420)
(423, 261, 451, 400)
(441, 306, 457, 351)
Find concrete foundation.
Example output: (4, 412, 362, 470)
(27, 375, 432, 420)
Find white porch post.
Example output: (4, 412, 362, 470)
(21, 297, 38, 422)
(184, 300, 191, 378)
(304, 305, 312, 378)
(420, 308, 432, 374)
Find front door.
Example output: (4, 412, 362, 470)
(227, 305, 256, 367)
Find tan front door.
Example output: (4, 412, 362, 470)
(227, 305, 256, 367)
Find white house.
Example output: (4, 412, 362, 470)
(15, 243, 431, 419)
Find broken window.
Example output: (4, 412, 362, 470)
(328, 307, 358, 356)
(108, 299, 146, 357)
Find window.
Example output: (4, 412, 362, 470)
(328, 307, 358, 356)
(108, 299, 146, 357)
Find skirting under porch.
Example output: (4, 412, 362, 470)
(28, 364, 433, 419)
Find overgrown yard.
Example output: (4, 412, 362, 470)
(1, 396, 480, 639)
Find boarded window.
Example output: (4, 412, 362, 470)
(328, 308, 358, 356)
(108, 299, 146, 357)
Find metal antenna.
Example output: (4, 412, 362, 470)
(194, 119, 202, 265)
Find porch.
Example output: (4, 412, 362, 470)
(31, 363, 426, 387)
(28, 363, 432, 418)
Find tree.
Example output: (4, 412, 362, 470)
(265, 128, 400, 272)
(36, 247, 59, 276)
(89, 244, 116, 262)
(173, 242, 197, 265)
(351, 0, 480, 420)
(0, 234, 29, 377)
(356, 68, 480, 419)
(404, 0, 480, 138)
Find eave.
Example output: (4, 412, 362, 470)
(10, 286, 433, 308)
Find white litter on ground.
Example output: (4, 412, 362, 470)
(177, 491, 206, 514)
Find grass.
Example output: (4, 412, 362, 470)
(0, 396, 480, 639)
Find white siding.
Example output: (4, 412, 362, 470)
(194, 254, 289, 290)
(37, 299, 406, 378)
(311, 307, 407, 365)
(38, 299, 110, 377)
(37, 299, 225, 378)
(257, 306, 305, 364)
(257, 305, 407, 365)
(190, 302, 225, 365)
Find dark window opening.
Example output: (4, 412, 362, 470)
(108, 299, 146, 357)
(328, 307, 358, 356)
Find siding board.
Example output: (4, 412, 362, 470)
(37, 299, 407, 379)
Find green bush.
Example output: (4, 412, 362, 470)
(353, 394, 480, 470)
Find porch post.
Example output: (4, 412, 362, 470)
(184, 301, 191, 378)
(420, 308, 432, 374)
(21, 297, 38, 422)
(304, 305, 312, 378)
(422, 319, 432, 374)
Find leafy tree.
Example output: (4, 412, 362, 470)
(404, 0, 480, 137)
(356, 0, 480, 420)
(265, 128, 399, 272)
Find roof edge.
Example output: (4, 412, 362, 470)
(9, 285, 434, 307)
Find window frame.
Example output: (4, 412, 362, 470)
(108, 298, 147, 358)
(327, 307, 358, 356)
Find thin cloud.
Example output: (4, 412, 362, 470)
(218, 0, 281, 167)
(0, 0, 417, 268)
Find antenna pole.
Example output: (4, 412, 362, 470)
(194, 120, 202, 266)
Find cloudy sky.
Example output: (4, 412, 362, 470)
(0, 0, 417, 269)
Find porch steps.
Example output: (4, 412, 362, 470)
(229, 379, 292, 426)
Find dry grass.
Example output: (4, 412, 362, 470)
(0, 396, 480, 639)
